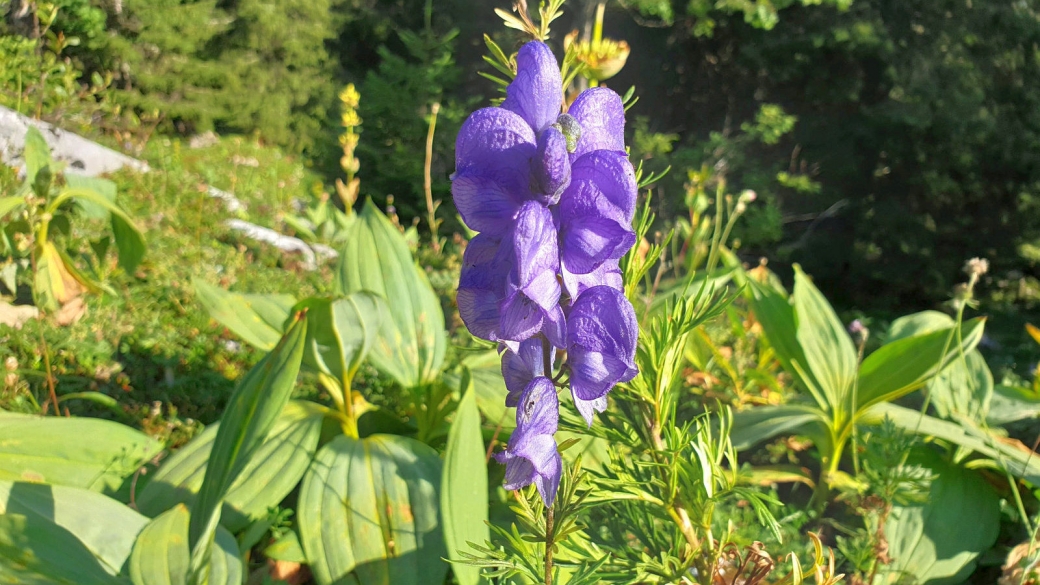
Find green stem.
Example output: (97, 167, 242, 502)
(544, 504, 555, 585)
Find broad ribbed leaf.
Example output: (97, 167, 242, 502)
(857, 318, 985, 410)
(929, 349, 992, 423)
(875, 448, 1000, 585)
(299, 434, 447, 585)
(136, 400, 326, 532)
(746, 278, 817, 396)
(0, 481, 148, 575)
(792, 266, 858, 409)
(295, 293, 383, 382)
(867, 402, 1040, 485)
(129, 505, 241, 585)
(0, 411, 161, 498)
(335, 200, 446, 387)
(193, 279, 296, 351)
(887, 310, 957, 341)
(730, 404, 828, 451)
(987, 385, 1040, 426)
(188, 314, 306, 563)
(0, 513, 125, 585)
(441, 378, 489, 585)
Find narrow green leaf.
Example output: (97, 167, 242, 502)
(0, 481, 148, 575)
(187, 313, 307, 565)
(866, 402, 1040, 485)
(22, 126, 51, 187)
(730, 404, 828, 451)
(299, 434, 447, 585)
(0, 196, 24, 219)
(792, 265, 858, 408)
(0, 410, 162, 498)
(136, 400, 327, 532)
(441, 376, 489, 585)
(0, 513, 125, 585)
(335, 200, 446, 387)
(129, 505, 241, 585)
(857, 318, 985, 409)
(745, 278, 817, 395)
(193, 279, 296, 351)
(61, 187, 146, 272)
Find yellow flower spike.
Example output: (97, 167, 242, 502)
(340, 110, 362, 129)
(338, 83, 360, 108)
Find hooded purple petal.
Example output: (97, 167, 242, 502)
(567, 286, 638, 401)
(532, 127, 571, 204)
(568, 87, 626, 158)
(502, 339, 553, 406)
(457, 234, 512, 341)
(499, 288, 566, 348)
(572, 393, 607, 427)
(452, 171, 523, 233)
(562, 259, 623, 299)
(560, 215, 635, 275)
(568, 150, 638, 223)
(455, 107, 536, 174)
(502, 42, 563, 135)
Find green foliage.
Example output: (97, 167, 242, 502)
(0, 512, 126, 585)
(128, 504, 242, 585)
(298, 434, 447, 585)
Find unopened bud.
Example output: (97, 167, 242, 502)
(4, 357, 16, 372)
(739, 189, 757, 204)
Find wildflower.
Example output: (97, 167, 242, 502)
(494, 377, 562, 505)
(454, 40, 639, 504)
(964, 257, 990, 277)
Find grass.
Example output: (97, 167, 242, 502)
(1, 134, 335, 444)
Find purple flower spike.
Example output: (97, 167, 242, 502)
(567, 286, 638, 425)
(567, 87, 627, 158)
(502, 42, 563, 135)
(532, 127, 571, 204)
(494, 377, 562, 505)
(502, 338, 554, 407)
(559, 151, 638, 275)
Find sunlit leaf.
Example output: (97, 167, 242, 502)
(193, 279, 296, 351)
(129, 505, 241, 585)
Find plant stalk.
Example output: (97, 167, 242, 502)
(544, 504, 555, 585)
(423, 102, 441, 252)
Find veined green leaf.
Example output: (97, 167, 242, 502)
(866, 402, 1040, 485)
(0, 481, 148, 575)
(0, 196, 24, 219)
(987, 385, 1040, 426)
(792, 265, 858, 410)
(0, 513, 126, 585)
(193, 279, 296, 351)
(876, 448, 1000, 585)
(441, 377, 489, 585)
(887, 310, 957, 341)
(857, 318, 985, 410)
(334, 200, 446, 387)
(730, 404, 828, 451)
(129, 505, 241, 585)
(22, 127, 51, 187)
(0, 410, 162, 498)
(187, 314, 306, 569)
(299, 434, 447, 585)
(295, 292, 383, 382)
(135, 400, 327, 533)
(929, 349, 993, 423)
(745, 278, 818, 397)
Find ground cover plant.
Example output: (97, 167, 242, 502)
(2, 1, 1040, 585)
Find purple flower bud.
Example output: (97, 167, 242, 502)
(567, 86, 626, 158)
(502, 42, 563, 135)
(532, 127, 571, 204)
(567, 286, 638, 425)
(494, 377, 562, 505)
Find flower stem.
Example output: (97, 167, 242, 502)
(544, 503, 555, 585)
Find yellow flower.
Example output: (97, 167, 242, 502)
(339, 84, 360, 108)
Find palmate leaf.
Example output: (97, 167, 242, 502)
(335, 200, 446, 388)
(441, 376, 489, 585)
(299, 434, 447, 585)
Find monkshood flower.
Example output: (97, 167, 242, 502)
(494, 377, 562, 505)
(453, 39, 639, 505)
